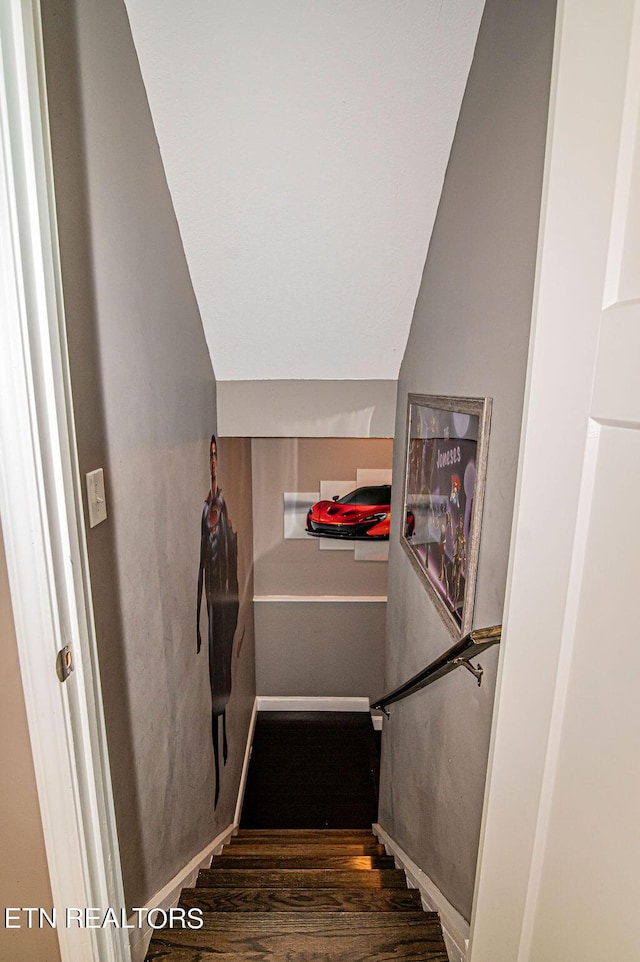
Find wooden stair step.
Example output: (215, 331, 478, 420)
(251, 726, 373, 743)
(209, 855, 396, 870)
(245, 774, 377, 793)
(239, 810, 378, 830)
(196, 868, 408, 889)
(235, 822, 372, 832)
(226, 842, 386, 856)
(247, 753, 373, 770)
(246, 768, 375, 789)
(179, 886, 423, 913)
(253, 710, 372, 726)
(233, 828, 375, 842)
(145, 911, 448, 961)
(250, 734, 374, 750)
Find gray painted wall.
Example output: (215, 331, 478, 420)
(41, 0, 255, 910)
(379, 0, 556, 921)
(255, 601, 385, 700)
(252, 438, 392, 697)
(218, 380, 397, 437)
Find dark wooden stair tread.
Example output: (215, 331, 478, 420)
(226, 842, 386, 856)
(209, 855, 396, 869)
(236, 829, 375, 838)
(239, 809, 378, 830)
(145, 912, 448, 961)
(144, 714, 443, 959)
(146, 827, 449, 962)
(196, 868, 408, 888)
(179, 886, 423, 912)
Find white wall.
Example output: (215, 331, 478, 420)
(123, 0, 485, 381)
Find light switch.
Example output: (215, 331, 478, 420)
(86, 468, 107, 528)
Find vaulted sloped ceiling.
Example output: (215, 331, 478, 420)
(124, 0, 484, 382)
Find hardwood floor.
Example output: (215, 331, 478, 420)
(240, 711, 380, 829)
(145, 829, 449, 961)
(143, 714, 450, 960)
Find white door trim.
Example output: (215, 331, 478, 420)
(468, 0, 637, 959)
(0, 3, 129, 960)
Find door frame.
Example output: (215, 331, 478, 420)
(468, 0, 636, 958)
(0, 3, 129, 960)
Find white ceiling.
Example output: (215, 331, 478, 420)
(124, 0, 484, 381)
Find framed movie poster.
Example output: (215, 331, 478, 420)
(401, 394, 492, 639)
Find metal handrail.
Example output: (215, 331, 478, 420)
(371, 624, 501, 715)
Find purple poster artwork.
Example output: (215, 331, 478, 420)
(406, 437, 476, 626)
(402, 397, 491, 637)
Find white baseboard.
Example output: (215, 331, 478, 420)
(253, 595, 387, 603)
(256, 695, 371, 712)
(129, 697, 259, 962)
(128, 821, 235, 962)
(373, 823, 470, 962)
(234, 697, 258, 827)
(370, 712, 384, 731)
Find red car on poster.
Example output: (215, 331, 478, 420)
(306, 484, 415, 541)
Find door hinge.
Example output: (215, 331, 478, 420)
(56, 644, 74, 682)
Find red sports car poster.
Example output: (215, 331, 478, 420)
(284, 469, 393, 563)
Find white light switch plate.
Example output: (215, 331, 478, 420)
(86, 468, 107, 528)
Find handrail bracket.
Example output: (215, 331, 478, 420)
(452, 657, 484, 686)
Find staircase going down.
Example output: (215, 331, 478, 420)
(144, 829, 449, 960)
